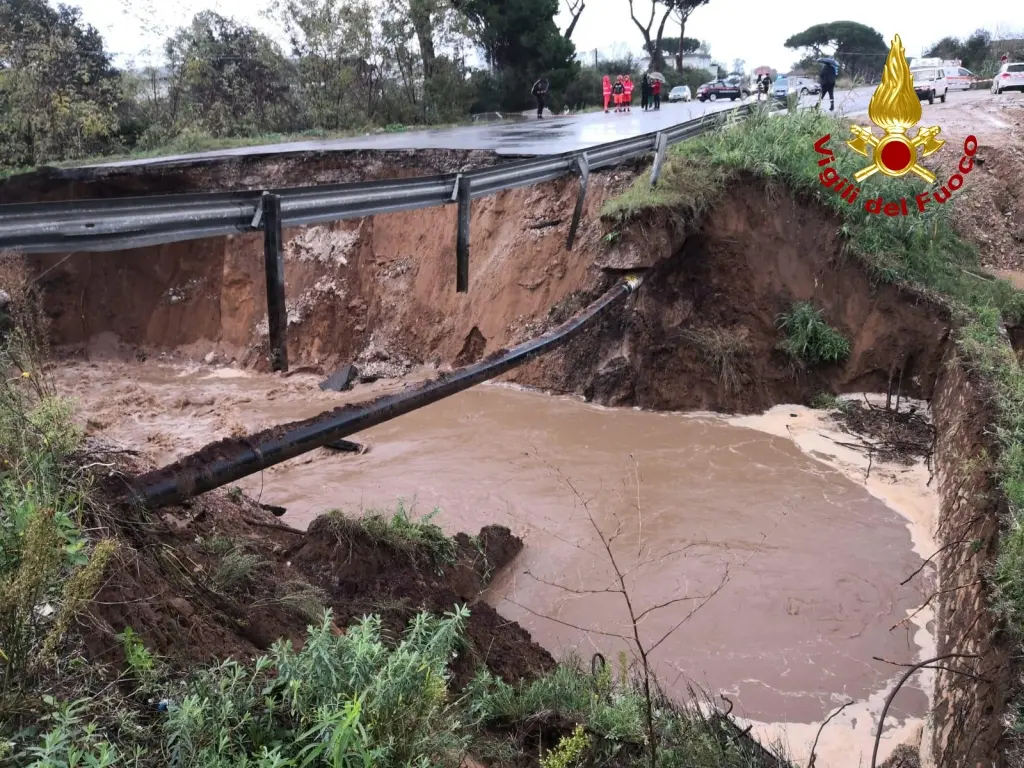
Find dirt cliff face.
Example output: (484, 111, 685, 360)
(929, 350, 1019, 767)
(515, 180, 952, 413)
(29, 169, 636, 372)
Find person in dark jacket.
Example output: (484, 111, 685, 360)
(641, 73, 651, 111)
(611, 75, 625, 112)
(818, 61, 836, 111)
(532, 78, 549, 118)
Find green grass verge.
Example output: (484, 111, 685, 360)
(603, 104, 1024, 728)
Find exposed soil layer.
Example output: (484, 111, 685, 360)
(27, 166, 638, 374)
(85, 451, 553, 686)
(0, 148, 498, 204)
(928, 349, 1019, 767)
(515, 179, 952, 413)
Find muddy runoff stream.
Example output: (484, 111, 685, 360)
(59, 359, 938, 767)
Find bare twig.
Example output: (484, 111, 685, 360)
(871, 654, 979, 768)
(890, 581, 983, 632)
(808, 700, 855, 767)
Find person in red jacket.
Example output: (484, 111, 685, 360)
(623, 75, 634, 111)
(602, 75, 611, 113)
(651, 77, 662, 110)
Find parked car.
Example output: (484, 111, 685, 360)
(911, 67, 948, 104)
(668, 85, 691, 102)
(772, 75, 820, 100)
(946, 67, 976, 91)
(695, 80, 748, 102)
(992, 62, 1024, 94)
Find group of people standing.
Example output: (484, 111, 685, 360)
(601, 73, 661, 113)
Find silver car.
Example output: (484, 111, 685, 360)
(992, 62, 1024, 94)
(668, 85, 691, 102)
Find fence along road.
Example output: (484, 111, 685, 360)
(0, 103, 759, 369)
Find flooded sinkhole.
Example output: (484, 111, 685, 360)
(59, 359, 937, 763)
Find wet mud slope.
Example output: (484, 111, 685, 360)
(86, 457, 553, 685)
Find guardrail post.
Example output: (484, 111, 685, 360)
(649, 133, 669, 187)
(262, 192, 289, 372)
(456, 175, 471, 293)
(566, 154, 590, 252)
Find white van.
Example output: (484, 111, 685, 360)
(910, 67, 948, 104)
(946, 67, 976, 91)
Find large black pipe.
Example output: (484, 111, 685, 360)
(128, 275, 643, 509)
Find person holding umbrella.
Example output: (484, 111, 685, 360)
(817, 57, 837, 111)
(532, 77, 549, 118)
(651, 75, 662, 109)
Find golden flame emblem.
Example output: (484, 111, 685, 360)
(847, 34, 945, 183)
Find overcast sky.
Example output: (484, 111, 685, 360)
(68, 0, 1023, 74)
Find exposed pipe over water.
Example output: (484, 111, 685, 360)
(127, 275, 644, 509)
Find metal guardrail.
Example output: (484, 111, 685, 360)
(0, 103, 756, 255)
(0, 101, 762, 372)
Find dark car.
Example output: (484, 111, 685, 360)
(695, 80, 748, 102)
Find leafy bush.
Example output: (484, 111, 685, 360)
(776, 302, 850, 366)
(164, 607, 470, 767)
(0, 258, 113, 714)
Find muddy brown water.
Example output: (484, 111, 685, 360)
(57, 361, 932, 761)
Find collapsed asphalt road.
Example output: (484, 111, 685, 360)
(86, 87, 876, 169)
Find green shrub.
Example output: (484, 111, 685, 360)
(165, 607, 470, 766)
(776, 302, 850, 366)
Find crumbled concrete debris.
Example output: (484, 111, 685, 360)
(164, 278, 205, 305)
(287, 226, 359, 266)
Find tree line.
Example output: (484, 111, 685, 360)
(0, 0, 737, 171)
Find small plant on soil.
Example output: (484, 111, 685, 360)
(211, 549, 263, 592)
(197, 533, 234, 555)
(540, 723, 589, 768)
(679, 327, 749, 394)
(254, 578, 329, 621)
(776, 302, 850, 367)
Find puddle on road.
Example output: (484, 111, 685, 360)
(55, 361, 937, 767)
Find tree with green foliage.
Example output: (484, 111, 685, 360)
(163, 12, 296, 139)
(456, 0, 577, 111)
(669, 0, 710, 71)
(0, 0, 122, 167)
(785, 21, 888, 80)
(926, 29, 997, 75)
(267, 0, 377, 130)
(660, 36, 702, 59)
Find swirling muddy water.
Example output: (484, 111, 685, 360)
(57, 361, 937, 766)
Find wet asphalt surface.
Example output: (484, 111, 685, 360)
(89, 88, 876, 168)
